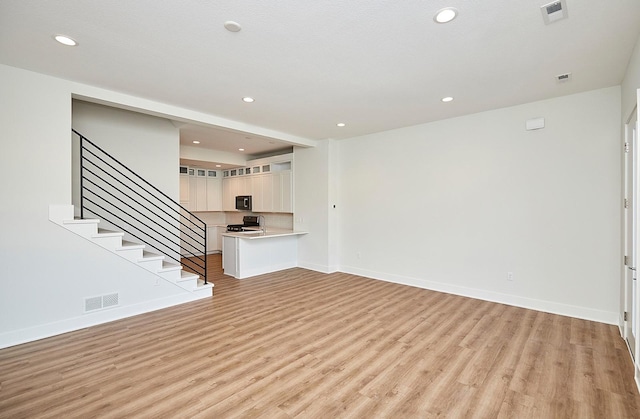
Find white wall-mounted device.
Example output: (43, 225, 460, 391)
(526, 117, 545, 131)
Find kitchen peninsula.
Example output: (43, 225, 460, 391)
(222, 229, 307, 279)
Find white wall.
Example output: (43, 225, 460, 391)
(338, 86, 622, 323)
(294, 139, 339, 273)
(72, 100, 180, 207)
(0, 65, 199, 348)
(620, 33, 640, 331)
(72, 101, 183, 257)
(622, 34, 640, 122)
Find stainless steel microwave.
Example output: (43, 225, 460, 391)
(235, 195, 252, 211)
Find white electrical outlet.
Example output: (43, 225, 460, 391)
(507, 272, 514, 281)
(357, 252, 361, 259)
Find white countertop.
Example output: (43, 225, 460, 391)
(221, 228, 307, 240)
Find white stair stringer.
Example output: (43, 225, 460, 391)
(49, 205, 213, 298)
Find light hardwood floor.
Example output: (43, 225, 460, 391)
(1, 254, 639, 418)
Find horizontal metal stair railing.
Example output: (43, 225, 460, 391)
(73, 129, 207, 284)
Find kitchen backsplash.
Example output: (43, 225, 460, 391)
(194, 212, 226, 225)
(196, 211, 293, 229)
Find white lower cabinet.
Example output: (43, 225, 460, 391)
(222, 233, 302, 279)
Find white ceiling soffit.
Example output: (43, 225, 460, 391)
(1, 0, 640, 147)
(541, 1, 568, 25)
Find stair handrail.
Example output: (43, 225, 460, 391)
(74, 129, 208, 284)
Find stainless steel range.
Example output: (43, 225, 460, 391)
(227, 215, 260, 232)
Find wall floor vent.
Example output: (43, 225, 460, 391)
(84, 293, 120, 312)
(541, 0, 568, 25)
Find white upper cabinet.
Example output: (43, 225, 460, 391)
(271, 171, 292, 213)
(222, 177, 238, 211)
(280, 171, 292, 213)
(194, 153, 294, 213)
(262, 174, 274, 211)
(195, 176, 207, 211)
(180, 167, 222, 212)
(251, 176, 264, 212)
(179, 173, 189, 203)
(206, 173, 222, 212)
(188, 175, 197, 211)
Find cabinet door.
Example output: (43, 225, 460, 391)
(262, 174, 274, 212)
(272, 173, 283, 212)
(251, 176, 263, 212)
(188, 176, 197, 211)
(195, 176, 207, 211)
(179, 174, 189, 202)
(239, 177, 251, 196)
(222, 178, 236, 211)
(281, 171, 292, 213)
(206, 177, 222, 211)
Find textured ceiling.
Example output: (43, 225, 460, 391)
(1, 0, 640, 153)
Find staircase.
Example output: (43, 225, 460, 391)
(49, 205, 213, 298)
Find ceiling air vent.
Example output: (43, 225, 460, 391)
(541, 0, 568, 25)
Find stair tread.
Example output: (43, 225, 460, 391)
(63, 218, 100, 225)
(58, 208, 209, 296)
(157, 262, 182, 272)
(178, 271, 199, 282)
(197, 279, 214, 288)
(94, 228, 124, 238)
(139, 251, 164, 262)
(117, 240, 145, 250)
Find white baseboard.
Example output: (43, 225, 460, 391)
(340, 265, 617, 325)
(0, 292, 207, 350)
(298, 260, 339, 274)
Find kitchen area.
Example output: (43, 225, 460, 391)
(179, 152, 307, 279)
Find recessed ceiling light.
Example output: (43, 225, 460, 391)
(239, 148, 245, 152)
(242, 97, 254, 103)
(337, 123, 346, 127)
(441, 96, 454, 102)
(192, 140, 200, 144)
(224, 21, 242, 32)
(215, 164, 221, 168)
(434, 8, 458, 24)
(54, 35, 77, 46)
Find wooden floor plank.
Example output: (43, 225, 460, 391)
(1, 254, 639, 418)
